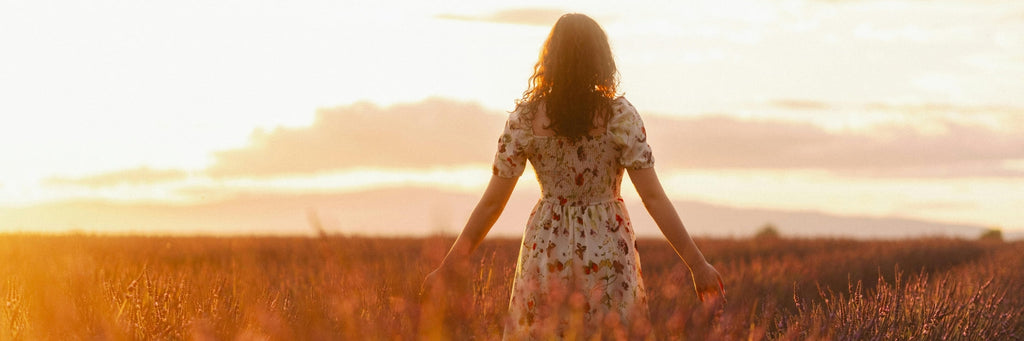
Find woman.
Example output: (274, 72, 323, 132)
(423, 13, 724, 339)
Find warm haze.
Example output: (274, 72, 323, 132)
(1, 1, 1022, 237)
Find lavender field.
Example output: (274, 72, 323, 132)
(1, 235, 1021, 340)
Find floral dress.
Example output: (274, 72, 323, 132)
(495, 97, 655, 339)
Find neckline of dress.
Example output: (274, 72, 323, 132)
(522, 100, 618, 139)
(531, 131, 609, 139)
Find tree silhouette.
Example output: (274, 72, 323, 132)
(755, 223, 781, 240)
(979, 227, 1003, 242)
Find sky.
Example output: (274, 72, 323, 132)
(1, 0, 1023, 236)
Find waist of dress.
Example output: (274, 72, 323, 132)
(538, 196, 624, 206)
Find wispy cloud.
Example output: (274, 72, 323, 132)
(44, 167, 189, 188)
(436, 8, 566, 27)
(768, 99, 831, 110)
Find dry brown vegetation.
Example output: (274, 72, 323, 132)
(0, 235, 1021, 340)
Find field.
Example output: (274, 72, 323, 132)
(0, 235, 1022, 340)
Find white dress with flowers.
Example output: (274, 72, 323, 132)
(494, 97, 654, 339)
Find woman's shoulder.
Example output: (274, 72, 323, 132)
(610, 96, 640, 120)
(506, 101, 535, 131)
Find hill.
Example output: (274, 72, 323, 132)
(0, 187, 994, 239)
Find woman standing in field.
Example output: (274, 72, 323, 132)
(423, 13, 724, 339)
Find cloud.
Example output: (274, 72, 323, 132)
(207, 98, 507, 178)
(436, 8, 566, 27)
(768, 99, 831, 110)
(44, 167, 189, 187)
(205, 98, 1024, 179)
(642, 114, 1024, 177)
(865, 102, 1024, 123)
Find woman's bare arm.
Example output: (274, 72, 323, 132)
(627, 167, 725, 301)
(432, 175, 518, 270)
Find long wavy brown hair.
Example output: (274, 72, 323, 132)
(519, 13, 619, 138)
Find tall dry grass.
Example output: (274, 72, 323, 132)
(0, 235, 1020, 340)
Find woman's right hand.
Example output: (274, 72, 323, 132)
(420, 267, 446, 298)
(690, 262, 725, 302)
(420, 261, 468, 299)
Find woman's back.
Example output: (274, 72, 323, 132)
(496, 97, 653, 206)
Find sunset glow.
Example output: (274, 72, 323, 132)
(2, 0, 1022, 236)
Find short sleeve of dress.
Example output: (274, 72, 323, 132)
(609, 98, 655, 169)
(492, 108, 532, 178)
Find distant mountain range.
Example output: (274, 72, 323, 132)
(1, 187, 1011, 240)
